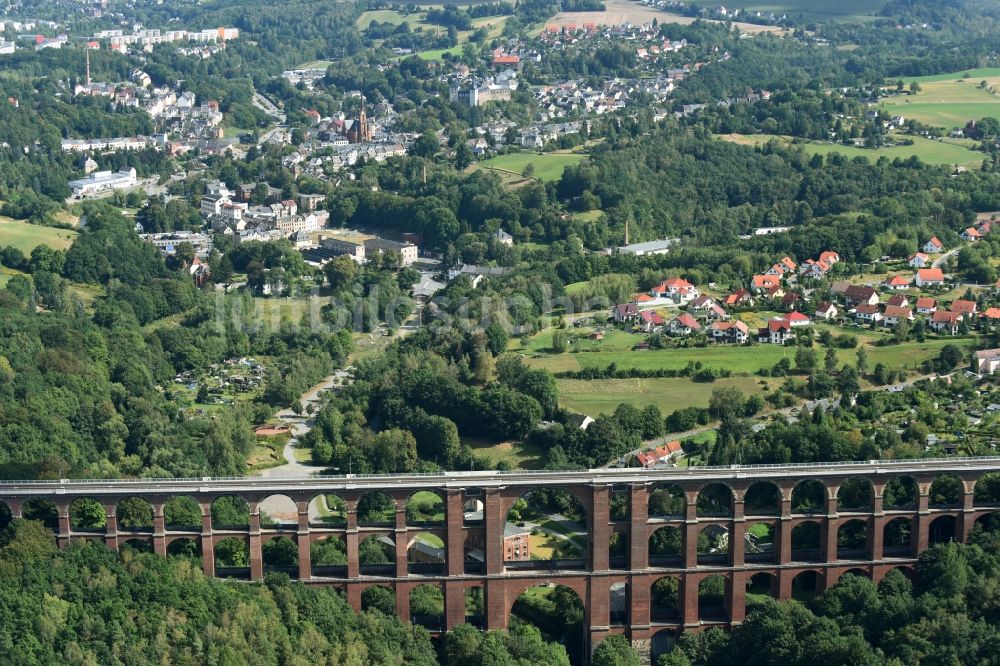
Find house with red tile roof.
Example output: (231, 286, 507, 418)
(883, 275, 910, 290)
(915, 297, 937, 314)
(908, 252, 930, 268)
(950, 299, 977, 315)
(930, 310, 963, 335)
(651, 277, 699, 304)
(709, 320, 749, 344)
(758, 318, 793, 344)
(883, 305, 913, 327)
(784, 311, 812, 326)
(886, 294, 909, 308)
(635, 440, 684, 467)
(724, 289, 754, 307)
(961, 227, 982, 242)
(639, 310, 665, 332)
(613, 302, 639, 322)
(668, 312, 701, 336)
(855, 303, 882, 324)
(923, 237, 943, 253)
(914, 268, 945, 288)
(815, 302, 838, 320)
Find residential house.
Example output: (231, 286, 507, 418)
(759, 318, 793, 344)
(930, 310, 964, 335)
(703, 304, 729, 322)
(709, 320, 749, 344)
(908, 252, 931, 268)
(855, 303, 883, 324)
(982, 308, 1000, 324)
(613, 302, 639, 323)
(651, 277, 699, 304)
(819, 251, 841, 265)
(886, 294, 910, 308)
(914, 268, 945, 288)
(974, 348, 1000, 374)
(635, 440, 684, 467)
(724, 289, 754, 307)
(843, 285, 879, 307)
(751, 274, 781, 293)
(923, 237, 943, 253)
(883, 275, 910, 291)
(780, 292, 802, 310)
(815, 302, 838, 320)
(950, 299, 978, 316)
(784, 311, 812, 327)
(915, 297, 937, 315)
(495, 228, 514, 246)
(883, 305, 913, 328)
(763, 284, 786, 301)
(688, 295, 717, 311)
(799, 258, 832, 279)
(669, 312, 701, 336)
(639, 310, 665, 333)
(961, 227, 982, 242)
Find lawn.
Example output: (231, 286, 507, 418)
(718, 133, 984, 167)
(356, 9, 424, 27)
(880, 74, 1000, 129)
(478, 152, 587, 182)
(895, 68, 1000, 84)
(463, 435, 546, 469)
(556, 375, 768, 416)
(0, 218, 78, 253)
(294, 59, 334, 69)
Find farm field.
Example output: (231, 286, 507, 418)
(356, 9, 424, 27)
(694, 0, 884, 20)
(879, 73, 1000, 129)
(535, 0, 786, 34)
(478, 151, 587, 182)
(0, 218, 78, 253)
(718, 133, 984, 167)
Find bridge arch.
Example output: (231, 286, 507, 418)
(166, 537, 201, 559)
(929, 474, 962, 508)
(214, 536, 250, 576)
(22, 497, 58, 531)
(697, 574, 729, 621)
(883, 476, 917, 510)
(407, 532, 446, 574)
(650, 576, 681, 622)
(310, 534, 347, 576)
(697, 523, 729, 565)
(837, 478, 873, 511)
(211, 495, 250, 529)
(0, 500, 10, 531)
(745, 521, 776, 563)
(462, 497, 484, 524)
(609, 581, 628, 626)
(509, 582, 586, 663)
(406, 491, 445, 527)
(651, 629, 681, 664)
(648, 483, 685, 518)
(973, 511, 1000, 534)
(837, 568, 871, 583)
(744, 481, 781, 516)
(790, 520, 822, 561)
(746, 572, 778, 610)
(790, 480, 826, 514)
(120, 537, 153, 553)
(929, 514, 957, 544)
(163, 496, 202, 530)
(696, 482, 733, 517)
(69, 497, 106, 531)
(791, 569, 822, 602)
(649, 525, 682, 565)
(259, 494, 298, 527)
(361, 584, 396, 614)
(308, 493, 346, 527)
(504, 488, 588, 569)
(837, 518, 868, 559)
(359, 534, 395, 574)
(883, 516, 912, 554)
(116, 496, 154, 531)
(973, 473, 1000, 506)
(410, 583, 444, 630)
(357, 491, 396, 527)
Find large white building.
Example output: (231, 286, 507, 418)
(68, 168, 137, 197)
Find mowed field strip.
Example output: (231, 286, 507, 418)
(880, 69, 1000, 129)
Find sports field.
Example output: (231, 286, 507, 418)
(880, 71, 1000, 129)
(718, 133, 983, 168)
(479, 152, 587, 182)
(0, 218, 78, 253)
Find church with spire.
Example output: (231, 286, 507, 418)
(344, 95, 373, 143)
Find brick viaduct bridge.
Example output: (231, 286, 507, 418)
(3, 457, 1000, 663)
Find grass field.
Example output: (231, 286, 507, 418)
(695, 0, 883, 20)
(896, 68, 1000, 84)
(718, 133, 984, 167)
(356, 9, 424, 27)
(880, 73, 1000, 129)
(463, 435, 547, 469)
(479, 152, 587, 182)
(556, 375, 767, 415)
(535, 0, 788, 35)
(415, 14, 509, 59)
(0, 218, 77, 253)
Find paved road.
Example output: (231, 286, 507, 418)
(933, 247, 959, 269)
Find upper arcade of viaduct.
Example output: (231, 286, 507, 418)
(3, 457, 1000, 663)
